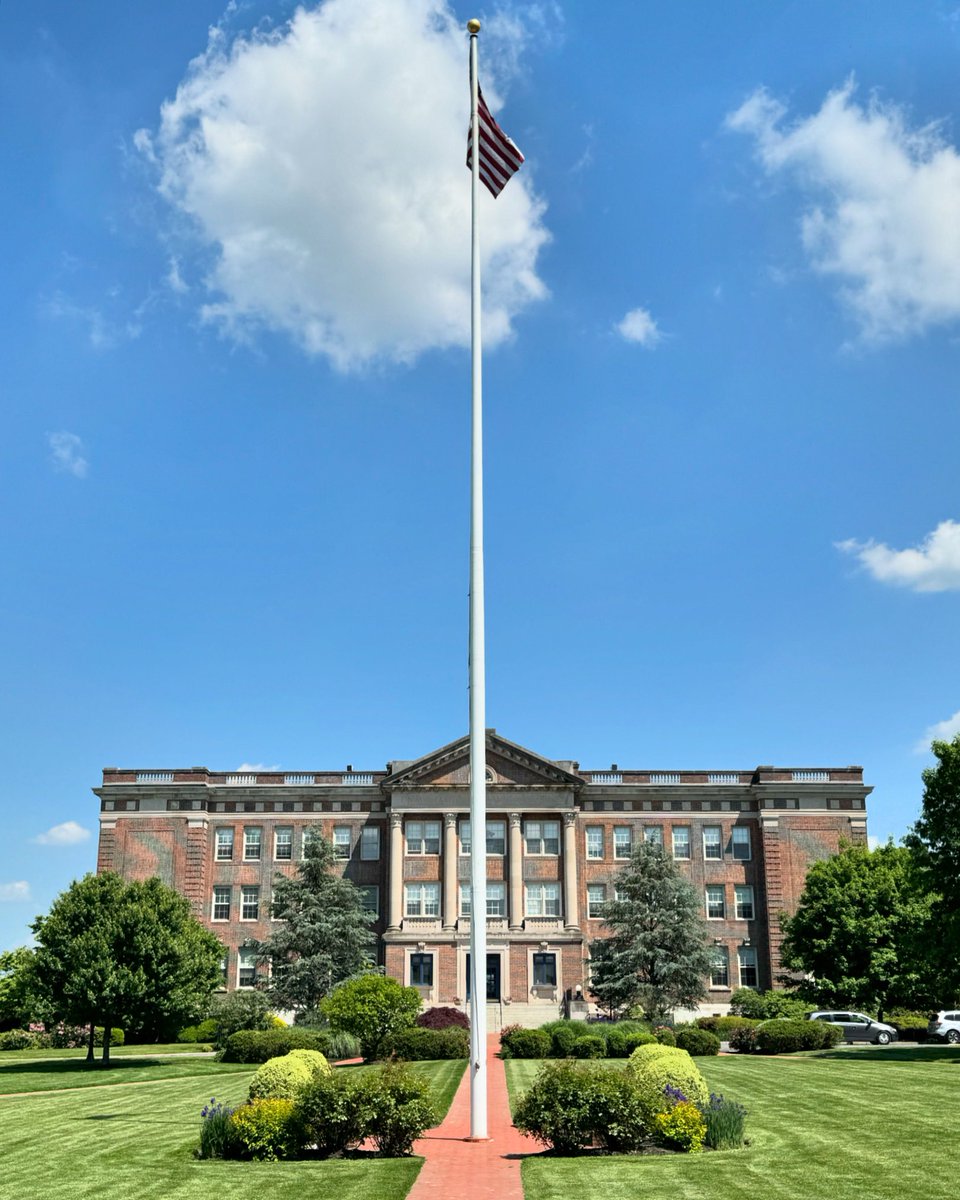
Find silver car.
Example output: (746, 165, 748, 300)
(807, 1011, 897, 1045)
(927, 1011, 960, 1044)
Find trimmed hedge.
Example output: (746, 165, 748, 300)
(675, 1027, 721, 1056)
(500, 1028, 552, 1059)
(733, 1018, 844, 1054)
(248, 1055, 314, 1101)
(695, 1015, 759, 1037)
(378, 1026, 469, 1060)
(220, 1029, 329, 1064)
(626, 1045, 709, 1118)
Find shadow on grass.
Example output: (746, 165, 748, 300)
(0, 1057, 178, 1079)
(812, 1045, 960, 1064)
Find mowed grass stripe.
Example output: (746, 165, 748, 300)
(0, 1057, 251, 1094)
(507, 1048, 960, 1200)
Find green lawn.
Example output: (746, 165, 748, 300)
(0, 1042, 214, 1062)
(0, 1055, 466, 1200)
(506, 1046, 960, 1200)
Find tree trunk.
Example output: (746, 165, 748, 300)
(85, 1021, 95, 1065)
(101, 1022, 111, 1067)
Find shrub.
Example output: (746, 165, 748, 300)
(513, 1061, 603, 1154)
(92, 1028, 125, 1047)
(416, 1006, 470, 1031)
(321, 974, 421, 1061)
(229, 1098, 297, 1161)
(514, 1061, 651, 1154)
(653, 1098, 706, 1153)
(248, 1054, 314, 1101)
(178, 1019, 219, 1044)
(324, 1031, 362, 1061)
(626, 1045, 709, 1120)
(220, 1028, 329, 1064)
(753, 1019, 839, 1054)
(605, 1026, 657, 1057)
(209, 990, 274, 1048)
(700, 1092, 748, 1150)
(653, 1026, 676, 1047)
(285, 1048, 332, 1077)
(729, 987, 812, 1021)
(267, 1014, 287, 1028)
(197, 1097, 238, 1159)
(675, 1027, 721, 1057)
(358, 1062, 437, 1156)
(0, 1029, 39, 1050)
(568, 1034, 606, 1059)
(695, 1015, 758, 1037)
(541, 1020, 583, 1058)
(888, 1012, 929, 1042)
(500, 1028, 552, 1059)
(294, 1071, 371, 1158)
(379, 1027, 469, 1061)
(729, 1025, 758, 1054)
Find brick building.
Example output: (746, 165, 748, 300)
(95, 730, 870, 1020)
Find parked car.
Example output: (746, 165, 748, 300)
(806, 1012, 898, 1044)
(927, 1011, 960, 1044)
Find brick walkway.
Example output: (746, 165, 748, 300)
(408, 1035, 536, 1200)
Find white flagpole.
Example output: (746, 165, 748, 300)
(466, 15, 488, 1142)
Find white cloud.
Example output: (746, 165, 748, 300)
(837, 519, 960, 592)
(33, 820, 92, 846)
(727, 79, 960, 342)
(615, 307, 662, 347)
(140, 0, 550, 371)
(867, 834, 881, 851)
(47, 432, 89, 479)
(0, 882, 30, 902)
(914, 708, 960, 753)
(236, 762, 280, 773)
(166, 256, 188, 294)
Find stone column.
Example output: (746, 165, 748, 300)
(508, 812, 523, 930)
(442, 812, 458, 930)
(562, 811, 579, 930)
(387, 812, 404, 932)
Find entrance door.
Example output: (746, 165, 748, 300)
(466, 953, 501, 1001)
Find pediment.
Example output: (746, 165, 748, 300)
(382, 731, 583, 790)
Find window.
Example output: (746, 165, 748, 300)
(332, 826, 351, 860)
(672, 826, 691, 859)
(241, 885, 260, 920)
(587, 884, 606, 918)
(732, 827, 752, 861)
(359, 885, 379, 917)
(734, 886, 755, 921)
(738, 946, 758, 988)
(212, 885, 231, 921)
(405, 882, 440, 917)
(613, 826, 633, 859)
(524, 821, 559, 855)
(533, 952, 557, 987)
(703, 826, 722, 860)
(274, 827, 292, 861)
(237, 948, 257, 989)
(643, 825, 663, 847)
(406, 820, 440, 855)
(219, 955, 228, 987)
(243, 827, 262, 861)
(585, 826, 604, 859)
(215, 828, 234, 861)
(706, 885, 726, 919)
(459, 820, 506, 855)
(460, 882, 506, 917)
(710, 946, 730, 988)
(525, 882, 560, 917)
(360, 825, 381, 860)
(410, 953, 434, 987)
(301, 827, 319, 857)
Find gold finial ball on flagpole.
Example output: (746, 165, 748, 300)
(467, 18, 481, 34)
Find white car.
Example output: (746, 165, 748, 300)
(927, 1011, 960, 1044)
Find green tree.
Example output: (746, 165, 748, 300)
(0, 947, 40, 1030)
(906, 732, 960, 1000)
(587, 841, 713, 1020)
(780, 841, 935, 1019)
(255, 835, 375, 1014)
(321, 973, 421, 1060)
(32, 873, 224, 1064)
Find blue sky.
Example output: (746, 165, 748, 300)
(3, 0, 960, 952)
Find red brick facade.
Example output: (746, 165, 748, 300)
(95, 732, 870, 1017)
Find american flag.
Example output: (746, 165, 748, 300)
(467, 87, 524, 198)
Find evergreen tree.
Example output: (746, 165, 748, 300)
(906, 732, 960, 1000)
(32, 873, 224, 1064)
(255, 834, 376, 1014)
(780, 841, 935, 1019)
(588, 840, 713, 1020)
